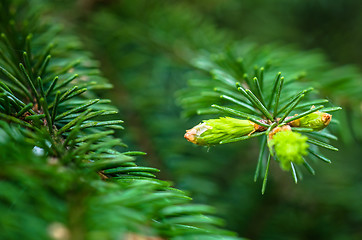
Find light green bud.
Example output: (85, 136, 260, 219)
(299, 111, 332, 131)
(289, 110, 332, 131)
(184, 117, 258, 146)
(269, 129, 309, 171)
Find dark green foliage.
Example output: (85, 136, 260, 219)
(0, 0, 245, 239)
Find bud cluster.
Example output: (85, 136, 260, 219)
(268, 126, 309, 171)
(184, 109, 333, 172)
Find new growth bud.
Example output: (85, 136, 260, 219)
(268, 126, 309, 171)
(289, 107, 332, 131)
(184, 117, 265, 146)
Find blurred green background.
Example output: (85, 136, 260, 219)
(52, 0, 361, 239)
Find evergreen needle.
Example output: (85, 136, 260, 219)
(255, 136, 267, 182)
(273, 76, 284, 117)
(261, 154, 271, 194)
(303, 159, 315, 175)
(308, 150, 332, 163)
(245, 89, 273, 120)
(291, 162, 298, 184)
(307, 138, 338, 151)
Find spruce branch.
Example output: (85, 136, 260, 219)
(182, 53, 341, 192)
(0, 0, 245, 239)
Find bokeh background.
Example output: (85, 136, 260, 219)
(52, 0, 361, 239)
